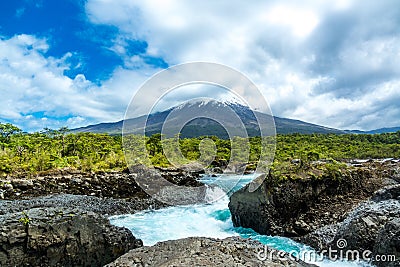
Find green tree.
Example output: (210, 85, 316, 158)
(146, 133, 162, 156)
(0, 123, 22, 149)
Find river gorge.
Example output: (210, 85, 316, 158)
(110, 173, 375, 266)
(0, 160, 398, 266)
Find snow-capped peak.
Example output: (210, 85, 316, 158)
(172, 96, 249, 111)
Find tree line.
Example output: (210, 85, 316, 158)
(0, 122, 399, 176)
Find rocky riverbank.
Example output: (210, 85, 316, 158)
(229, 160, 398, 237)
(2, 159, 399, 266)
(0, 166, 204, 266)
(0, 194, 166, 217)
(0, 191, 153, 266)
(0, 206, 142, 266)
(299, 184, 400, 267)
(229, 160, 400, 265)
(105, 236, 316, 267)
(0, 165, 203, 200)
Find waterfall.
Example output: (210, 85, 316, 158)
(204, 185, 228, 203)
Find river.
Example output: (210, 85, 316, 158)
(110, 174, 372, 267)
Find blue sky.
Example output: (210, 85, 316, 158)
(0, 0, 400, 131)
(1, 0, 122, 81)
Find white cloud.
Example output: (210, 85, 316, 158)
(263, 5, 319, 38)
(84, 0, 400, 130)
(0, 34, 158, 131)
(2, 0, 400, 132)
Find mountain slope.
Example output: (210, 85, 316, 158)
(362, 127, 400, 134)
(72, 100, 347, 137)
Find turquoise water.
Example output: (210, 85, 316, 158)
(110, 174, 372, 267)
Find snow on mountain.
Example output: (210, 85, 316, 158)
(73, 99, 347, 137)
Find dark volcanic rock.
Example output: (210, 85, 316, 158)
(329, 197, 400, 254)
(0, 207, 142, 267)
(156, 168, 203, 187)
(372, 184, 400, 201)
(0, 194, 166, 216)
(0, 165, 204, 206)
(0, 166, 203, 201)
(229, 165, 383, 237)
(300, 184, 400, 266)
(0, 166, 210, 266)
(296, 224, 341, 252)
(129, 165, 210, 205)
(1, 170, 145, 200)
(373, 218, 400, 267)
(105, 237, 316, 267)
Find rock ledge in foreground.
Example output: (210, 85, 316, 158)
(106, 236, 316, 267)
(0, 207, 142, 267)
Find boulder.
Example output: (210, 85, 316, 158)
(300, 184, 400, 266)
(329, 198, 400, 254)
(373, 218, 400, 267)
(105, 237, 316, 267)
(0, 207, 142, 266)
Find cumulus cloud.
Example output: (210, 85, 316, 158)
(85, 0, 400, 130)
(0, 34, 158, 131)
(2, 0, 400, 131)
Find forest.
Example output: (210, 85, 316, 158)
(0, 122, 399, 177)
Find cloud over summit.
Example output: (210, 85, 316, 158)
(0, 0, 399, 131)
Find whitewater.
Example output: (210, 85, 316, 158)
(110, 174, 372, 267)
